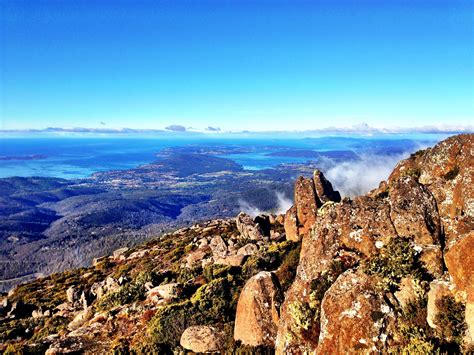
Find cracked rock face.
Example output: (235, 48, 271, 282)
(317, 270, 391, 354)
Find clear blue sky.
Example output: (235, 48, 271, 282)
(1, 0, 473, 131)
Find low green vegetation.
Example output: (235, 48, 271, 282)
(363, 237, 426, 291)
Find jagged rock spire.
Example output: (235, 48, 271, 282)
(284, 169, 341, 242)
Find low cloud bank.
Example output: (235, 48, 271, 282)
(325, 144, 431, 197)
(238, 191, 293, 217)
(325, 154, 404, 197)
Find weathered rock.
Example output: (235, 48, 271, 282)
(180, 325, 225, 353)
(389, 176, 441, 246)
(236, 212, 264, 240)
(270, 230, 284, 242)
(32, 307, 51, 319)
(284, 205, 299, 242)
(426, 279, 455, 329)
(92, 256, 108, 266)
(237, 243, 258, 256)
(466, 293, 474, 345)
(67, 309, 91, 331)
(389, 134, 474, 246)
(45, 337, 86, 354)
(418, 244, 444, 278)
(90, 282, 105, 300)
(148, 283, 181, 300)
(209, 235, 228, 258)
(66, 286, 81, 305)
(338, 196, 398, 258)
(214, 254, 246, 267)
(444, 231, 474, 294)
(294, 176, 319, 236)
(234, 271, 282, 347)
(186, 246, 210, 268)
(127, 249, 148, 260)
(316, 270, 391, 354)
(394, 276, 421, 309)
(113, 247, 129, 260)
(105, 277, 120, 293)
(313, 169, 341, 203)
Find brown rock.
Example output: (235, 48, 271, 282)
(426, 279, 455, 329)
(186, 246, 210, 268)
(214, 254, 246, 267)
(466, 293, 474, 345)
(112, 247, 128, 260)
(389, 176, 441, 246)
(209, 235, 228, 258)
(339, 196, 398, 258)
(419, 244, 443, 278)
(444, 231, 474, 294)
(180, 325, 225, 353)
(237, 243, 258, 256)
(394, 276, 421, 309)
(294, 176, 319, 236)
(284, 205, 299, 242)
(66, 286, 81, 305)
(236, 212, 264, 240)
(313, 169, 341, 203)
(389, 134, 474, 247)
(316, 270, 391, 354)
(234, 271, 282, 347)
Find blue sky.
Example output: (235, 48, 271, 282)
(1, 0, 473, 132)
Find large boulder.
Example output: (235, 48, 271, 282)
(316, 270, 391, 354)
(209, 235, 228, 258)
(180, 325, 225, 353)
(236, 212, 264, 240)
(234, 271, 282, 347)
(444, 231, 474, 294)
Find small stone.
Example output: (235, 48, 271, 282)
(237, 243, 258, 256)
(180, 325, 225, 353)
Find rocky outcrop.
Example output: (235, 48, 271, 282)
(284, 170, 341, 242)
(180, 325, 225, 353)
(388, 134, 474, 247)
(276, 134, 474, 354)
(312, 169, 341, 204)
(234, 271, 282, 347)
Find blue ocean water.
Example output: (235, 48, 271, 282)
(0, 134, 445, 179)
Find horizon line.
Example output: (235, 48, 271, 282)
(1, 122, 473, 136)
